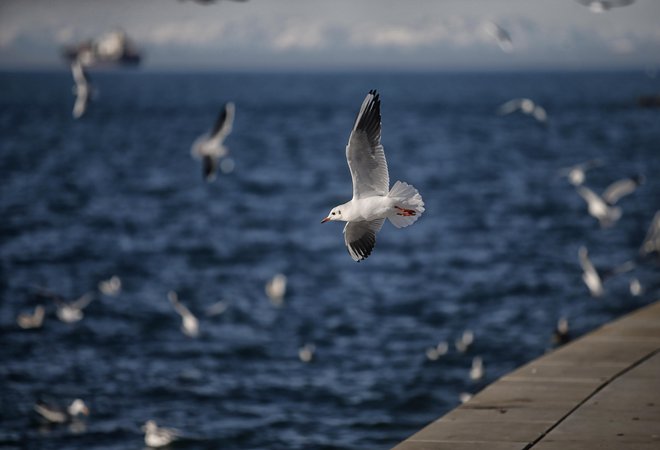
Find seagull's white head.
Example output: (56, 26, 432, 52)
(68, 399, 90, 416)
(321, 206, 344, 223)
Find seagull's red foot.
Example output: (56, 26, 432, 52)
(395, 206, 416, 216)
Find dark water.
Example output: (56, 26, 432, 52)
(1, 70, 659, 449)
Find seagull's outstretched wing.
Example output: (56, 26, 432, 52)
(71, 60, 87, 87)
(578, 246, 603, 297)
(346, 90, 389, 200)
(601, 176, 642, 205)
(496, 98, 524, 115)
(72, 292, 94, 310)
(343, 219, 384, 262)
(210, 102, 235, 143)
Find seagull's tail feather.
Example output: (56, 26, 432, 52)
(388, 181, 425, 228)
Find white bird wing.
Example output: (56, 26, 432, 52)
(577, 185, 606, 210)
(209, 102, 235, 144)
(72, 292, 94, 310)
(496, 98, 523, 115)
(343, 218, 385, 262)
(73, 90, 88, 118)
(601, 178, 637, 205)
(71, 60, 88, 87)
(346, 90, 389, 200)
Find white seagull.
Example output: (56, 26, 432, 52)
(469, 356, 485, 381)
(265, 273, 287, 306)
(168, 291, 200, 338)
(578, 246, 604, 297)
(558, 159, 603, 186)
(497, 98, 547, 124)
(71, 59, 91, 119)
(98, 275, 122, 296)
(298, 343, 316, 363)
(483, 22, 513, 53)
(576, 186, 622, 228)
(142, 420, 180, 448)
(575, 0, 635, 13)
(191, 102, 235, 181)
(321, 90, 425, 261)
(17, 305, 45, 329)
(34, 399, 89, 424)
(56, 292, 94, 323)
(455, 329, 474, 353)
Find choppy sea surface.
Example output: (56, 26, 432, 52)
(1, 70, 659, 449)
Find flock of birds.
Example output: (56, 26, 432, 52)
(14, 0, 659, 446)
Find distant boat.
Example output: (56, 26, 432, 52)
(62, 30, 142, 67)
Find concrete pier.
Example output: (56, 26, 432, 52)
(393, 300, 660, 450)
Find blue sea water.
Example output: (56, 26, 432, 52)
(1, 70, 659, 449)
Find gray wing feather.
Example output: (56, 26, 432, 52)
(346, 90, 389, 199)
(343, 219, 385, 262)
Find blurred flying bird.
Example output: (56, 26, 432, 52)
(483, 22, 513, 53)
(71, 59, 91, 119)
(298, 343, 316, 363)
(17, 305, 45, 329)
(497, 98, 547, 124)
(629, 278, 643, 296)
(459, 392, 473, 403)
(321, 90, 425, 261)
(168, 291, 200, 338)
(55, 292, 94, 323)
(143, 420, 180, 448)
(576, 186, 622, 228)
(265, 273, 287, 306)
(558, 159, 603, 186)
(579, 246, 604, 297)
(98, 275, 122, 296)
(34, 399, 89, 424)
(469, 356, 484, 381)
(191, 102, 235, 181)
(552, 317, 571, 346)
(425, 341, 449, 361)
(640, 211, 660, 258)
(455, 329, 474, 353)
(601, 175, 644, 206)
(575, 0, 635, 13)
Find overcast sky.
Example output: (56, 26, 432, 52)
(1, 0, 659, 70)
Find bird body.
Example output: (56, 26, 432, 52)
(577, 186, 621, 228)
(55, 293, 94, 323)
(34, 399, 89, 424)
(168, 291, 200, 338)
(579, 246, 604, 297)
(71, 60, 91, 118)
(191, 102, 235, 181)
(322, 90, 424, 261)
(143, 420, 179, 448)
(17, 305, 45, 329)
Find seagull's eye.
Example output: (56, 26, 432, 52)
(331, 212, 335, 215)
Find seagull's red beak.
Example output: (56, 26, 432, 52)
(321, 217, 330, 223)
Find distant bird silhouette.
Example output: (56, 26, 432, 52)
(34, 399, 89, 424)
(265, 273, 287, 307)
(17, 305, 45, 329)
(205, 300, 229, 317)
(552, 317, 571, 346)
(425, 341, 449, 361)
(576, 186, 622, 228)
(168, 291, 200, 338)
(469, 356, 484, 381)
(71, 59, 91, 119)
(497, 98, 547, 124)
(455, 330, 474, 353)
(559, 159, 603, 186)
(640, 211, 660, 259)
(142, 420, 180, 448)
(55, 292, 94, 323)
(298, 343, 316, 363)
(578, 246, 635, 297)
(484, 22, 513, 53)
(191, 102, 235, 181)
(98, 275, 121, 296)
(575, 0, 635, 13)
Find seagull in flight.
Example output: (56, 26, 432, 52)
(497, 98, 547, 124)
(191, 102, 235, 181)
(484, 22, 513, 53)
(168, 291, 200, 338)
(576, 186, 622, 228)
(17, 305, 45, 329)
(321, 90, 425, 261)
(71, 59, 91, 119)
(575, 0, 635, 13)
